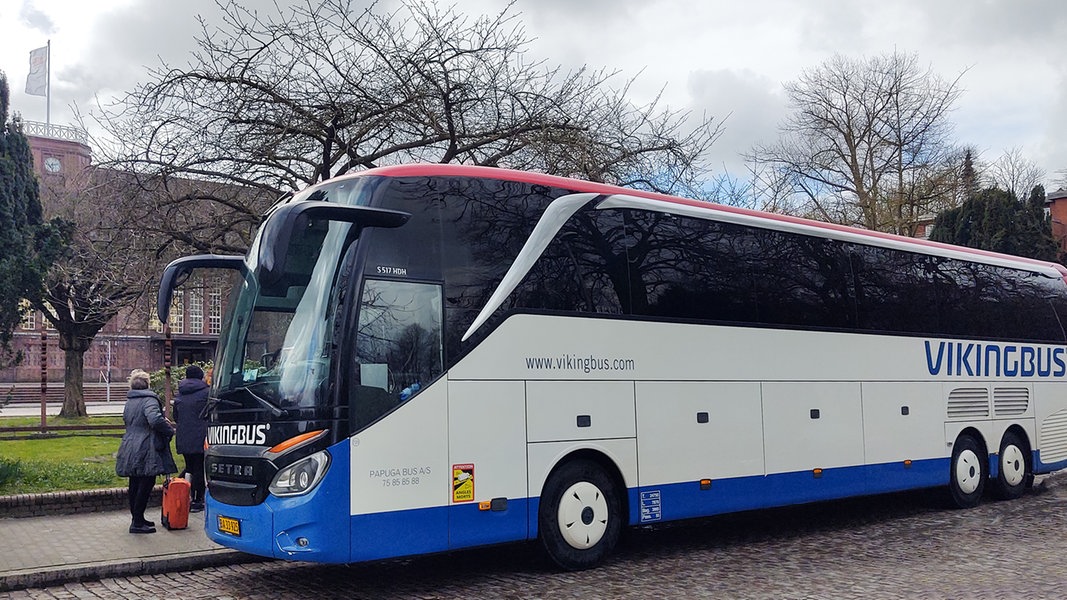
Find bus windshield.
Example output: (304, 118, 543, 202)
(213, 177, 379, 411)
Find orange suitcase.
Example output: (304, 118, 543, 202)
(161, 476, 191, 530)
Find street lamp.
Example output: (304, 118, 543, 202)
(103, 338, 112, 402)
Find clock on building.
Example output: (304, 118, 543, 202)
(44, 156, 62, 173)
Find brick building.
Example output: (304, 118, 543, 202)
(0, 122, 223, 387)
(1048, 188, 1067, 256)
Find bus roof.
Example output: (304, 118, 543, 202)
(337, 163, 1067, 280)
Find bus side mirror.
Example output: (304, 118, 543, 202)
(158, 255, 246, 323)
(257, 202, 411, 288)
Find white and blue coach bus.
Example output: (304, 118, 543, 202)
(158, 164, 1067, 570)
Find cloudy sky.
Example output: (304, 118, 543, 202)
(3, 0, 1066, 188)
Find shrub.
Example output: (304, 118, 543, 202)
(149, 361, 214, 398)
(0, 456, 22, 486)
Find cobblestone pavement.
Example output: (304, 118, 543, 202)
(6, 475, 1067, 599)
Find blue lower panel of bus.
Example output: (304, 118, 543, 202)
(348, 499, 531, 562)
(205, 440, 354, 563)
(624, 458, 949, 525)
(1035, 451, 1067, 474)
(205, 454, 991, 563)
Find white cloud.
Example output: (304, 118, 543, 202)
(687, 68, 785, 176)
(18, 1, 55, 34)
(1, 0, 1065, 184)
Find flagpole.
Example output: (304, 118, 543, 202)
(46, 40, 51, 133)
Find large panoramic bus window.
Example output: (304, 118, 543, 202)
(628, 213, 855, 330)
(974, 263, 1065, 342)
(350, 279, 443, 432)
(624, 211, 761, 323)
(850, 244, 944, 335)
(850, 242, 1066, 342)
(511, 208, 628, 315)
(428, 177, 567, 362)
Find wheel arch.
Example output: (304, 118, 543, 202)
(954, 426, 989, 457)
(537, 448, 631, 529)
(1000, 423, 1033, 455)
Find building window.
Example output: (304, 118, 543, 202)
(189, 287, 204, 334)
(150, 298, 164, 330)
(20, 301, 35, 330)
(149, 314, 164, 333)
(170, 291, 184, 334)
(208, 288, 222, 335)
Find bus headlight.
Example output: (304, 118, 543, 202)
(269, 451, 330, 497)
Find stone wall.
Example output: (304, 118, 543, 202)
(0, 486, 163, 518)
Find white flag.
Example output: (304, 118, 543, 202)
(25, 46, 48, 97)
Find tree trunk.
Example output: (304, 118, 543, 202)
(59, 347, 87, 418)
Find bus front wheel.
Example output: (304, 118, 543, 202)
(538, 459, 622, 570)
(949, 434, 986, 509)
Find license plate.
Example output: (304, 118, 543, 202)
(218, 515, 241, 537)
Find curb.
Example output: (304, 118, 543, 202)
(0, 488, 270, 591)
(0, 548, 266, 592)
(0, 486, 163, 518)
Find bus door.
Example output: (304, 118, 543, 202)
(347, 277, 451, 561)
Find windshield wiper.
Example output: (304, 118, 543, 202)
(213, 386, 286, 418)
(201, 396, 244, 419)
(235, 385, 285, 418)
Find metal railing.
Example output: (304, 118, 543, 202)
(0, 424, 125, 434)
(20, 120, 89, 144)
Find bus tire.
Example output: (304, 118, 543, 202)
(538, 459, 622, 571)
(992, 430, 1029, 501)
(949, 434, 986, 509)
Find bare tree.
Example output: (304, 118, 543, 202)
(750, 52, 963, 235)
(33, 168, 160, 417)
(96, 0, 721, 254)
(987, 147, 1046, 201)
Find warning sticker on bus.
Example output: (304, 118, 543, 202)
(452, 463, 474, 503)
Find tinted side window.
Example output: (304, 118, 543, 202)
(627, 212, 855, 329)
(978, 265, 1064, 342)
(390, 177, 570, 365)
(851, 245, 946, 335)
(851, 243, 1066, 342)
(510, 209, 627, 315)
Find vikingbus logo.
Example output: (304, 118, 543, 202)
(208, 424, 270, 445)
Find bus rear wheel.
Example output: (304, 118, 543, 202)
(949, 434, 986, 509)
(538, 459, 622, 570)
(992, 430, 1030, 501)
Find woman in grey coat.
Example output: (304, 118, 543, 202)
(115, 369, 177, 533)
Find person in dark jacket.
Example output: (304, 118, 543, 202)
(115, 369, 176, 534)
(174, 364, 210, 512)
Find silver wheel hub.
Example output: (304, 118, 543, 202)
(955, 448, 982, 494)
(1001, 444, 1025, 487)
(557, 481, 608, 550)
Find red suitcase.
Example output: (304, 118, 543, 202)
(161, 476, 191, 530)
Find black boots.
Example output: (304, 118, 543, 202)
(130, 519, 156, 534)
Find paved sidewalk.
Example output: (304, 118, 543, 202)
(0, 507, 264, 591)
(2, 401, 126, 418)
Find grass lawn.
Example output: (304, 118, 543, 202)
(0, 416, 128, 495)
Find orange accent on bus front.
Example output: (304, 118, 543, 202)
(269, 430, 326, 453)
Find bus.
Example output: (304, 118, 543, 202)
(158, 164, 1067, 570)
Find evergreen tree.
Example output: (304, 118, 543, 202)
(929, 186, 1060, 262)
(0, 71, 68, 367)
(1028, 184, 1046, 211)
(961, 149, 978, 202)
